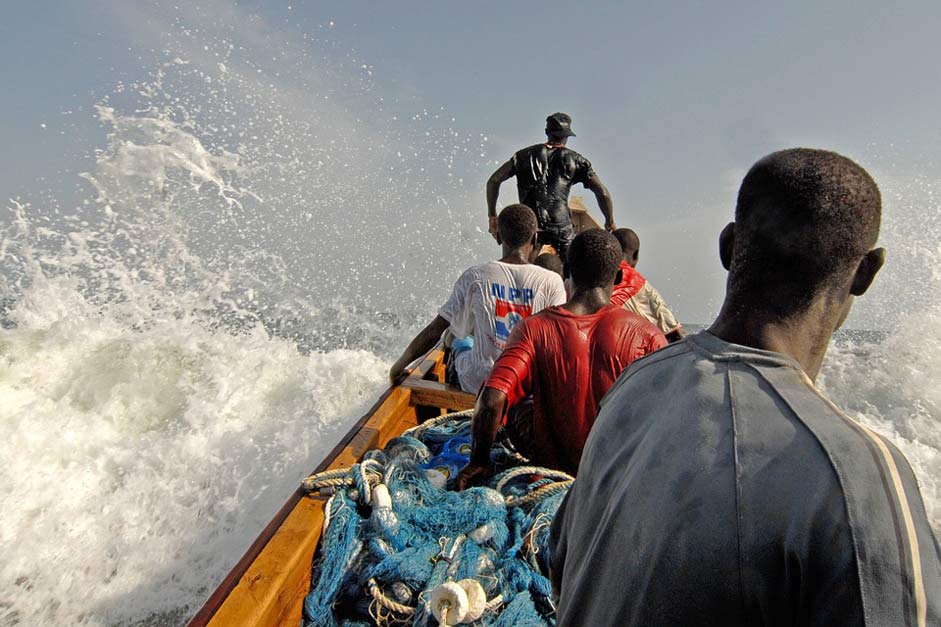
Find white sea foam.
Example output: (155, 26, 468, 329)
(821, 312, 941, 532)
(2, 8, 940, 627)
(0, 279, 386, 626)
(818, 165, 941, 534)
(0, 35, 485, 623)
(0, 101, 393, 624)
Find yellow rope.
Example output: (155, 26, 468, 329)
(505, 480, 572, 507)
(402, 409, 474, 438)
(367, 578, 416, 616)
(301, 466, 383, 495)
(495, 466, 573, 493)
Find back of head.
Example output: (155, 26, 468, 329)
(545, 112, 575, 142)
(534, 252, 564, 277)
(498, 204, 538, 248)
(730, 148, 881, 317)
(567, 229, 622, 290)
(612, 228, 640, 264)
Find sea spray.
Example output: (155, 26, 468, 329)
(0, 28, 488, 626)
(817, 160, 941, 533)
(821, 312, 941, 531)
(0, 284, 386, 625)
(0, 111, 394, 623)
(2, 10, 940, 627)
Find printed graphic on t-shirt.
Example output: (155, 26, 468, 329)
(491, 283, 534, 346)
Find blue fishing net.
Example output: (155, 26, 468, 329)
(301, 414, 569, 626)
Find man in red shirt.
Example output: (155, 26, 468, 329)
(457, 229, 667, 487)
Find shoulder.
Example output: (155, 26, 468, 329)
(453, 263, 493, 292)
(642, 281, 665, 299)
(473, 260, 508, 277)
(522, 306, 564, 331)
(546, 272, 566, 294)
(737, 368, 940, 616)
(603, 337, 696, 395)
(754, 367, 920, 480)
(456, 264, 484, 284)
(604, 304, 645, 321)
(510, 308, 558, 341)
(525, 264, 565, 287)
(733, 362, 933, 518)
(605, 306, 663, 335)
(501, 263, 564, 294)
(528, 305, 563, 323)
(562, 147, 591, 166)
(515, 143, 544, 158)
(507, 262, 549, 278)
(623, 263, 647, 284)
(560, 146, 585, 159)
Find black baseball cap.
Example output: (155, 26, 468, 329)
(546, 112, 576, 137)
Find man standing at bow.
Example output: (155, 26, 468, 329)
(486, 113, 615, 266)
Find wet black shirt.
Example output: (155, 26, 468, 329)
(511, 144, 595, 230)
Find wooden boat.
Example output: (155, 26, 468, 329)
(187, 201, 602, 627)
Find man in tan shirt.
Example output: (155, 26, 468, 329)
(610, 228, 685, 342)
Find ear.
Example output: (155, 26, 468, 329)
(613, 269, 623, 286)
(850, 248, 886, 296)
(718, 222, 735, 271)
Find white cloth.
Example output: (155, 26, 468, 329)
(439, 261, 565, 393)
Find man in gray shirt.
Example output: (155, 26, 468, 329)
(550, 148, 940, 626)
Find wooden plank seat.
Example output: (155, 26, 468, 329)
(401, 377, 476, 412)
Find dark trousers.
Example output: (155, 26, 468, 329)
(538, 224, 576, 274)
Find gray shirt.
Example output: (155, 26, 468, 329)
(550, 332, 940, 626)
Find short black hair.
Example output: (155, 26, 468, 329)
(567, 229, 622, 289)
(612, 228, 640, 256)
(533, 252, 564, 277)
(498, 204, 538, 248)
(730, 148, 881, 317)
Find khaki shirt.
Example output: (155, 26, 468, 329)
(623, 281, 680, 334)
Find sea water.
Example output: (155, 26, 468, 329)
(2, 30, 940, 627)
(0, 41, 487, 626)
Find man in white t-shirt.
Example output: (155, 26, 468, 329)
(389, 204, 566, 393)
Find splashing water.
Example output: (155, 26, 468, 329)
(2, 15, 940, 627)
(817, 162, 941, 532)
(821, 315, 941, 533)
(0, 26, 490, 627)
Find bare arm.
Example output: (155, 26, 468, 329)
(456, 386, 507, 490)
(388, 315, 450, 384)
(585, 172, 615, 230)
(486, 160, 515, 242)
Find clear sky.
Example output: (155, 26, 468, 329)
(3, 0, 940, 325)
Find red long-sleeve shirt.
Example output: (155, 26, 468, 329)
(484, 304, 667, 474)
